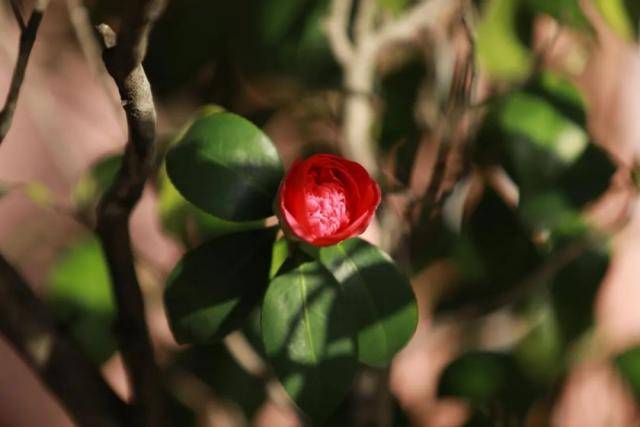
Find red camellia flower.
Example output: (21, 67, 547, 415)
(276, 154, 381, 247)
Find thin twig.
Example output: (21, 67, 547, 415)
(0, 252, 128, 427)
(0, 0, 49, 143)
(64, 0, 121, 115)
(94, 1, 167, 426)
(324, 0, 354, 66)
(9, 0, 26, 31)
(324, 0, 459, 175)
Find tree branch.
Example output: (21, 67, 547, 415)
(0, 0, 49, 143)
(94, 1, 167, 426)
(324, 0, 459, 175)
(0, 252, 128, 427)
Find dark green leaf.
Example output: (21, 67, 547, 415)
(46, 236, 116, 365)
(165, 228, 276, 344)
(166, 112, 283, 221)
(615, 346, 640, 400)
(437, 189, 542, 312)
(157, 163, 265, 246)
(316, 238, 418, 367)
(438, 351, 536, 418)
(550, 247, 609, 343)
(261, 260, 358, 423)
(558, 144, 616, 208)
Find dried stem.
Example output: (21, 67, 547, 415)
(0, 253, 128, 427)
(94, 1, 167, 426)
(324, 0, 458, 175)
(0, 0, 49, 143)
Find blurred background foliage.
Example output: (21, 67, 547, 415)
(2, 0, 640, 425)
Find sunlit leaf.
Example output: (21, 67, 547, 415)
(166, 112, 283, 221)
(595, 0, 640, 40)
(315, 238, 418, 367)
(261, 259, 358, 423)
(476, 0, 533, 80)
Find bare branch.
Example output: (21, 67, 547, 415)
(373, 0, 454, 51)
(354, 0, 377, 45)
(94, 1, 167, 426)
(0, 0, 50, 144)
(324, 0, 354, 65)
(65, 0, 122, 115)
(0, 252, 128, 427)
(9, 0, 26, 32)
(325, 0, 460, 176)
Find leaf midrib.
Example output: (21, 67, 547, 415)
(298, 264, 319, 364)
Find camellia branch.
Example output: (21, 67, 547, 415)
(0, 0, 50, 143)
(0, 253, 128, 427)
(94, 1, 167, 426)
(324, 0, 458, 176)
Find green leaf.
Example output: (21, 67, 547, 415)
(476, 0, 533, 80)
(437, 189, 542, 313)
(165, 228, 276, 344)
(558, 144, 616, 208)
(315, 238, 417, 367)
(46, 236, 116, 365)
(270, 238, 290, 279)
(550, 247, 609, 343)
(166, 112, 284, 221)
(615, 346, 640, 400)
(595, 0, 640, 41)
(261, 260, 358, 423)
(157, 163, 265, 246)
(438, 351, 536, 418)
(514, 301, 565, 385)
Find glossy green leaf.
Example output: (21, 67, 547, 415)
(166, 112, 283, 221)
(46, 236, 116, 365)
(165, 228, 276, 344)
(614, 346, 640, 400)
(261, 260, 358, 423)
(157, 163, 265, 246)
(316, 238, 418, 367)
